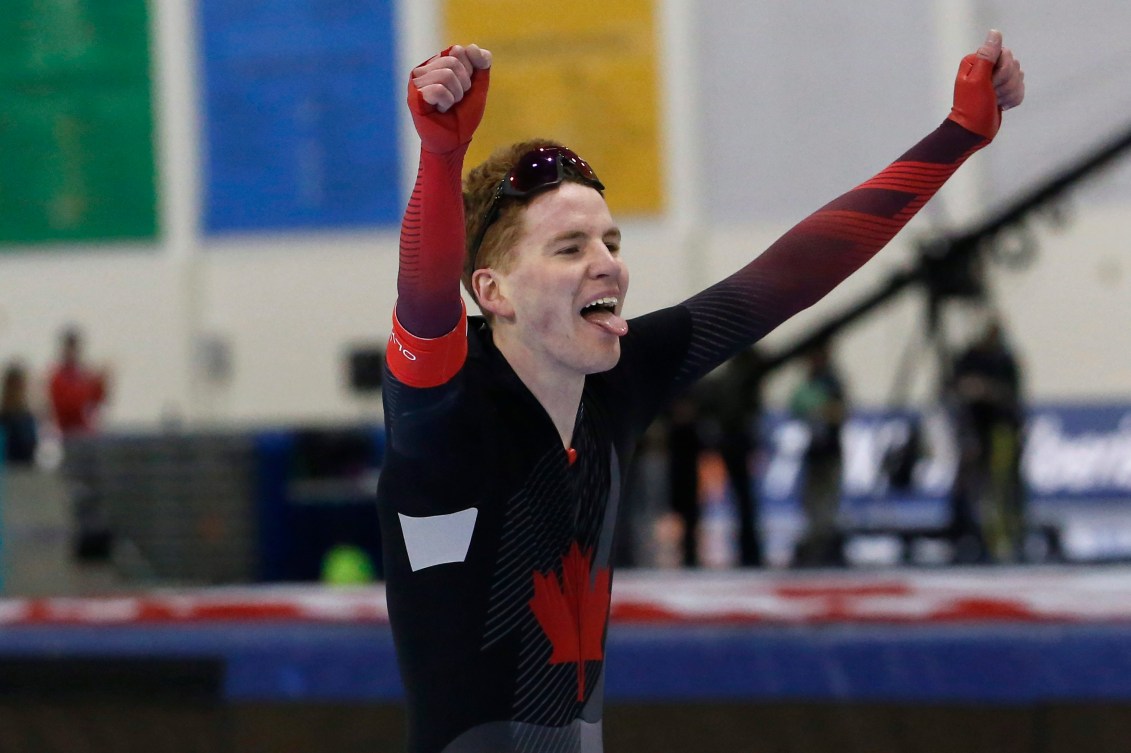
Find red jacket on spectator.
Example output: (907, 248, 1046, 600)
(49, 363, 106, 433)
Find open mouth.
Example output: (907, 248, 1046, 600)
(578, 296, 629, 337)
(580, 296, 618, 319)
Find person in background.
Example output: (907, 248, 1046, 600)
(947, 319, 1026, 562)
(1, 362, 39, 466)
(789, 341, 848, 567)
(48, 326, 109, 435)
(700, 346, 767, 567)
(663, 391, 704, 567)
(47, 327, 113, 562)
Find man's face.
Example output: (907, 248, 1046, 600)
(490, 181, 629, 380)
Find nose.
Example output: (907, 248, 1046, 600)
(587, 241, 622, 278)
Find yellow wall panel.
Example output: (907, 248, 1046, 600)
(444, 0, 663, 215)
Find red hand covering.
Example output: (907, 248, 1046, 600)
(407, 47, 491, 155)
(388, 50, 490, 388)
(948, 52, 1002, 140)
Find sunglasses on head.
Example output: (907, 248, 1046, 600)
(468, 145, 605, 270)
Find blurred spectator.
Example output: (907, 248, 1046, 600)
(1, 362, 39, 466)
(48, 326, 109, 434)
(704, 347, 766, 567)
(789, 341, 848, 567)
(48, 327, 113, 561)
(664, 393, 703, 567)
(616, 417, 665, 568)
(946, 319, 1026, 563)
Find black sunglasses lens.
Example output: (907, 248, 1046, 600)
(507, 152, 563, 193)
(558, 148, 599, 182)
(471, 146, 602, 268)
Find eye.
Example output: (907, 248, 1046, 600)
(606, 241, 621, 255)
(556, 245, 581, 256)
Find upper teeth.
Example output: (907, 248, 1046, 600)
(584, 297, 618, 311)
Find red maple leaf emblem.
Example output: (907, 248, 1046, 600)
(529, 542, 611, 701)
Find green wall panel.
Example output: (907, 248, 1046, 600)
(0, 0, 158, 245)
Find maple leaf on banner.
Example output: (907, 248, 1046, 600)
(529, 542, 611, 702)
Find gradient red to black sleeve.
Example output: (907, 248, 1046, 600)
(675, 119, 988, 386)
(387, 147, 469, 387)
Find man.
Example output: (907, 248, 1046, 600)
(48, 326, 112, 560)
(377, 32, 1024, 753)
(947, 319, 1026, 562)
(789, 341, 848, 567)
(716, 346, 768, 567)
(48, 327, 109, 434)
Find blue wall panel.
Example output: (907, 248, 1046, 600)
(198, 0, 401, 233)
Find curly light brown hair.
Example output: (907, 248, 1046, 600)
(461, 139, 603, 313)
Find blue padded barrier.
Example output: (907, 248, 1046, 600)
(4, 620, 1131, 704)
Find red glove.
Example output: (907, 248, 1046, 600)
(408, 47, 491, 154)
(948, 51, 1001, 141)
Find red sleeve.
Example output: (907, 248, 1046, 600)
(394, 147, 468, 340)
(673, 50, 1006, 377)
(388, 300, 468, 389)
(388, 53, 490, 384)
(669, 118, 991, 392)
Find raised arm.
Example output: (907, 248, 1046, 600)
(388, 44, 491, 387)
(674, 30, 1024, 383)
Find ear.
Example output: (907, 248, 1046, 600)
(472, 268, 514, 319)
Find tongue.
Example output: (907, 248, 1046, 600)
(583, 309, 629, 336)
